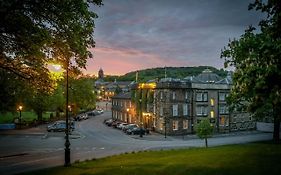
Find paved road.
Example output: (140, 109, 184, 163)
(0, 111, 273, 175)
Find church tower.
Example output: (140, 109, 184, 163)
(98, 68, 104, 79)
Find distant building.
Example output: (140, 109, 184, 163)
(111, 92, 136, 123)
(111, 69, 255, 136)
(98, 68, 104, 79)
(94, 68, 134, 101)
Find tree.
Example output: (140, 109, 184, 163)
(221, 0, 281, 143)
(195, 119, 214, 148)
(0, 0, 102, 91)
(69, 78, 96, 114)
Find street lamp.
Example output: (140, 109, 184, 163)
(64, 60, 71, 167)
(126, 108, 129, 123)
(139, 99, 143, 138)
(48, 62, 70, 166)
(18, 105, 23, 129)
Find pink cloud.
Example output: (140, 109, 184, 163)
(84, 46, 189, 75)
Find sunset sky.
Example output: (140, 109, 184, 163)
(85, 0, 263, 76)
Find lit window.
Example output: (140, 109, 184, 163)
(173, 120, 178, 130)
(210, 98, 215, 106)
(160, 91, 163, 100)
(210, 110, 215, 118)
(183, 120, 188, 129)
(185, 91, 188, 99)
(220, 116, 225, 126)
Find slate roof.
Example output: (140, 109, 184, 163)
(111, 92, 131, 99)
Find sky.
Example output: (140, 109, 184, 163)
(85, 0, 264, 76)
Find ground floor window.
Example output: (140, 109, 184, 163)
(220, 116, 229, 126)
(173, 120, 178, 130)
(183, 120, 188, 129)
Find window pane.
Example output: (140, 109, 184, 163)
(173, 104, 178, 116)
(183, 104, 188, 116)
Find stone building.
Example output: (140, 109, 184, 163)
(111, 92, 136, 123)
(111, 69, 255, 136)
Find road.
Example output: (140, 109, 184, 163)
(0, 111, 272, 175)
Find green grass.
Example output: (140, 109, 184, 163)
(20, 142, 281, 175)
(0, 112, 53, 124)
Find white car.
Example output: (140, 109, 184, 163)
(117, 123, 128, 130)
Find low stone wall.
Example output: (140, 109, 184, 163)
(256, 122, 281, 132)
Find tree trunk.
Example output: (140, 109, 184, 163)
(273, 113, 280, 143)
(205, 138, 208, 148)
(37, 111, 43, 123)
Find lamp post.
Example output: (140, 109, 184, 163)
(48, 62, 70, 166)
(126, 108, 129, 123)
(139, 99, 143, 138)
(18, 105, 23, 129)
(64, 59, 71, 167)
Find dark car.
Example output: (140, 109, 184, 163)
(126, 127, 146, 135)
(47, 120, 74, 132)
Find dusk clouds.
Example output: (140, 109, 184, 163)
(85, 0, 263, 75)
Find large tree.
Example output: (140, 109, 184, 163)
(0, 0, 102, 91)
(221, 0, 281, 142)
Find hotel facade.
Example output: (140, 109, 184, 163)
(112, 69, 255, 135)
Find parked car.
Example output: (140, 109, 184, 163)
(123, 124, 138, 132)
(47, 120, 74, 132)
(126, 127, 146, 135)
(104, 119, 114, 126)
(97, 109, 104, 114)
(117, 123, 128, 130)
(112, 121, 122, 128)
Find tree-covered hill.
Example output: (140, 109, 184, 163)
(104, 66, 227, 82)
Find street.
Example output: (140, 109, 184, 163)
(0, 111, 272, 175)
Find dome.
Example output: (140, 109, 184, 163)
(195, 69, 222, 83)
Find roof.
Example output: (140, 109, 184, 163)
(111, 92, 131, 99)
(195, 69, 222, 83)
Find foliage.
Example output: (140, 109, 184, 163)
(221, 0, 281, 142)
(141, 89, 148, 112)
(147, 90, 154, 104)
(107, 66, 227, 82)
(21, 143, 281, 175)
(195, 119, 214, 148)
(0, 0, 102, 91)
(69, 78, 96, 114)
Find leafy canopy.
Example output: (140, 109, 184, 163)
(195, 119, 214, 140)
(0, 0, 102, 90)
(221, 0, 281, 117)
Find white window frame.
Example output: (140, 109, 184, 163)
(160, 106, 163, 116)
(183, 104, 188, 116)
(172, 104, 178, 116)
(172, 91, 176, 100)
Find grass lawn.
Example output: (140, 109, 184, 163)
(0, 112, 53, 124)
(20, 142, 281, 175)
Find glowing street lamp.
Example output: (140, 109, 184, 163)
(18, 105, 23, 129)
(48, 62, 71, 166)
(126, 108, 129, 123)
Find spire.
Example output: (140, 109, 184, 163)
(164, 66, 167, 78)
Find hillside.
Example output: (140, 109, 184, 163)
(104, 66, 227, 82)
